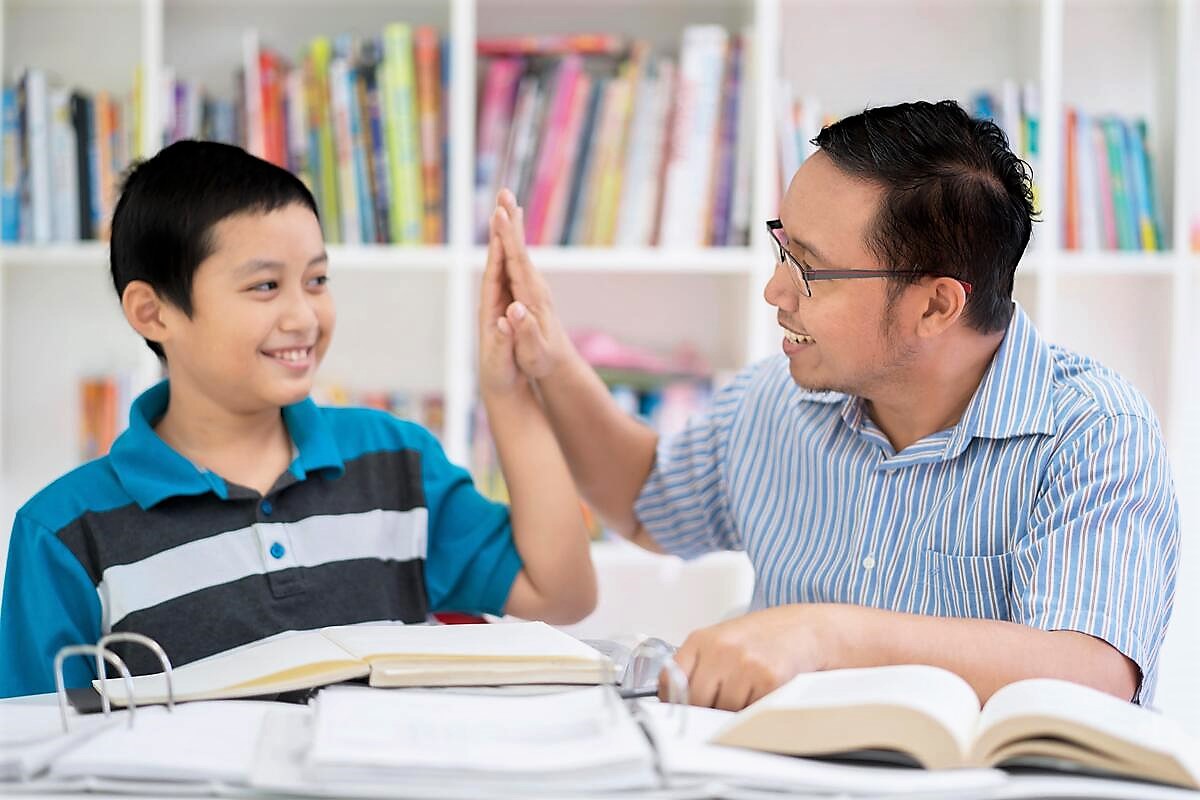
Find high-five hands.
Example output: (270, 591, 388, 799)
(481, 189, 572, 383)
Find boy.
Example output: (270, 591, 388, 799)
(0, 140, 596, 697)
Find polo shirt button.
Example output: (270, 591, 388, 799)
(270, 542, 285, 559)
(260, 500, 273, 516)
(862, 555, 876, 570)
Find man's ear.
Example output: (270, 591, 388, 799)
(121, 280, 174, 348)
(916, 276, 968, 338)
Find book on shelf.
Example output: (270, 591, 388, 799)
(1062, 107, 1164, 252)
(0, 67, 134, 244)
(152, 22, 448, 246)
(91, 621, 616, 707)
(711, 664, 1200, 790)
(79, 373, 139, 461)
(474, 25, 752, 249)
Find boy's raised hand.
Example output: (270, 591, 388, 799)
(489, 189, 571, 381)
(477, 212, 523, 394)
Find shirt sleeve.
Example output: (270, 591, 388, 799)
(0, 511, 103, 698)
(632, 367, 753, 559)
(1010, 412, 1180, 704)
(415, 428, 523, 617)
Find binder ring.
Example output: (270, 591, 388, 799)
(97, 632, 175, 711)
(624, 637, 689, 735)
(54, 644, 136, 733)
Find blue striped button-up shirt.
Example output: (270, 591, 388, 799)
(634, 304, 1179, 701)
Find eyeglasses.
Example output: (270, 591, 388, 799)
(766, 219, 973, 298)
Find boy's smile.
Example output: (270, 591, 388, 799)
(158, 203, 334, 413)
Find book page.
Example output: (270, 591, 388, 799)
(322, 620, 610, 664)
(714, 665, 981, 764)
(974, 679, 1200, 787)
(640, 701, 1007, 796)
(94, 628, 367, 704)
(50, 701, 288, 784)
(305, 685, 654, 790)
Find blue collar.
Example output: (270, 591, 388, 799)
(109, 381, 345, 509)
(837, 303, 1057, 463)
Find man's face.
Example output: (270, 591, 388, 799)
(160, 203, 335, 413)
(764, 152, 917, 397)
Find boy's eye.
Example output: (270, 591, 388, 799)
(250, 281, 279, 292)
(308, 275, 329, 288)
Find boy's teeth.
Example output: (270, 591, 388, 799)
(271, 348, 308, 361)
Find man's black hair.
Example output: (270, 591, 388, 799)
(110, 139, 320, 358)
(814, 100, 1036, 333)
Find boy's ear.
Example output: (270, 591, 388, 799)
(121, 280, 173, 347)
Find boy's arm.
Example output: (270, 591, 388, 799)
(0, 513, 102, 698)
(477, 218, 596, 624)
(489, 192, 661, 542)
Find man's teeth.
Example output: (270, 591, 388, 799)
(270, 348, 309, 362)
(781, 326, 815, 345)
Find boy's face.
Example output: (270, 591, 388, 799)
(163, 203, 334, 413)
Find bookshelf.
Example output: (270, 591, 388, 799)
(0, 0, 1197, 726)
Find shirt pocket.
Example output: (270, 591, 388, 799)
(925, 549, 1013, 620)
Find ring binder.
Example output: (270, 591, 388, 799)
(96, 632, 175, 711)
(53, 645, 136, 733)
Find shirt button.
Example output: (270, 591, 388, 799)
(269, 542, 286, 559)
(260, 500, 273, 516)
(862, 555, 876, 570)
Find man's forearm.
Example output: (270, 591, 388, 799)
(534, 348, 659, 537)
(823, 605, 1139, 703)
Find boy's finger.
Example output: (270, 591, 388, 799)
(479, 228, 504, 327)
(493, 202, 545, 305)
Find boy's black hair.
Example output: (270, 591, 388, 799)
(813, 100, 1036, 334)
(110, 140, 320, 358)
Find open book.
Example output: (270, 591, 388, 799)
(93, 621, 616, 706)
(711, 664, 1200, 790)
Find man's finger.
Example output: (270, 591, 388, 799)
(506, 301, 550, 370)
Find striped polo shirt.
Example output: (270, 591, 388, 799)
(634, 303, 1179, 702)
(0, 381, 521, 698)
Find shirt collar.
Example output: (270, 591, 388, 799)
(109, 380, 344, 509)
(836, 302, 1056, 462)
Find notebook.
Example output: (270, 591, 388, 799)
(710, 664, 1200, 790)
(0, 702, 118, 782)
(93, 621, 616, 706)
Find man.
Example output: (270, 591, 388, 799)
(482, 100, 1178, 710)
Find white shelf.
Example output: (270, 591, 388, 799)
(1055, 251, 1180, 276)
(468, 246, 760, 274)
(0, 243, 110, 269)
(328, 245, 454, 273)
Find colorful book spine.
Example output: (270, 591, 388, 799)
(524, 56, 584, 245)
(474, 58, 523, 243)
(306, 37, 340, 243)
(709, 37, 740, 247)
(2, 87, 21, 242)
(23, 69, 52, 244)
(328, 56, 360, 245)
(1092, 120, 1117, 250)
(1130, 120, 1160, 251)
(382, 22, 424, 245)
(360, 39, 391, 244)
(1063, 107, 1078, 250)
(1102, 118, 1134, 250)
(414, 26, 444, 244)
